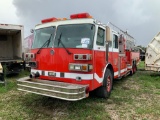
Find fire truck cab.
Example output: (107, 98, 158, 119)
(17, 13, 139, 101)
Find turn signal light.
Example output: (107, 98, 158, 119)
(82, 65, 87, 71)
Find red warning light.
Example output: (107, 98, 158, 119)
(70, 13, 91, 19)
(41, 17, 57, 23)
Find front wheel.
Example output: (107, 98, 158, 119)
(130, 62, 137, 75)
(95, 68, 113, 98)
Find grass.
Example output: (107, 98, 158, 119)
(0, 62, 160, 120)
(138, 60, 145, 70)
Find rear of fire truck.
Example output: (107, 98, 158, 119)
(17, 13, 139, 101)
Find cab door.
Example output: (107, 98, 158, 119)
(93, 26, 106, 84)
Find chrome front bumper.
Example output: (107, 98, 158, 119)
(17, 77, 89, 101)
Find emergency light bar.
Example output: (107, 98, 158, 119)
(41, 13, 92, 24)
(70, 13, 91, 19)
(41, 17, 57, 23)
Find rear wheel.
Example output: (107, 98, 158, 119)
(0, 68, 5, 83)
(130, 61, 137, 75)
(0, 73, 4, 81)
(96, 68, 113, 98)
(133, 62, 137, 74)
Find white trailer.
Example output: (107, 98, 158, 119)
(145, 32, 160, 72)
(0, 24, 24, 83)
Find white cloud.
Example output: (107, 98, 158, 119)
(0, 0, 19, 24)
(112, 0, 151, 26)
(12, 0, 160, 46)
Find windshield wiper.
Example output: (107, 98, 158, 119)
(37, 34, 52, 54)
(58, 33, 72, 55)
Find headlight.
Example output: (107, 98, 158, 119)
(74, 65, 81, 70)
(69, 63, 92, 72)
(69, 64, 75, 70)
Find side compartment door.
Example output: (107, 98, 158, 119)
(112, 33, 119, 77)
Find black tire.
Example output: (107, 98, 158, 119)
(133, 64, 137, 74)
(130, 70, 133, 76)
(23, 61, 26, 70)
(95, 68, 113, 98)
(0, 72, 4, 82)
(1, 68, 6, 85)
(130, 61, 137, 75)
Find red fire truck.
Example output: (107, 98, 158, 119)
(17, 13, 140, 101)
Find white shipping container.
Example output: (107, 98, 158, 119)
(145, 32, 160, 71)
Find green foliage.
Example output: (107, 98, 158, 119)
(137, 45, 146, 52)
(137, 61, 145, 70)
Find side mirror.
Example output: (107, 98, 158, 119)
(30, 29, 34, 33)
(106, 26, 111, 41)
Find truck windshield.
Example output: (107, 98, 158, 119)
(32, 26, 56, 48)
(54, 24, 95, 49)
